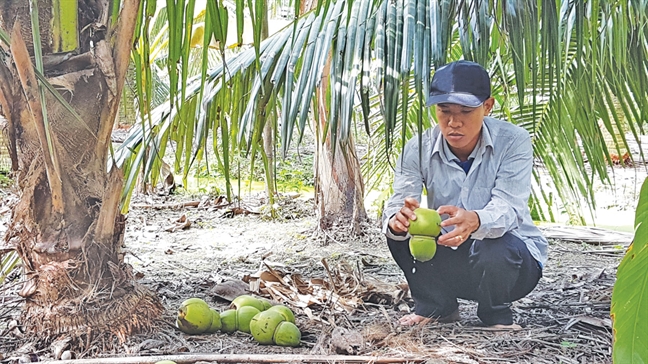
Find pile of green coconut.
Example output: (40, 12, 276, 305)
(174, 294, 301, 347)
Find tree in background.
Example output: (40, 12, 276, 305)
(117, 0, 369, 230)
(119, 0, 647, 230)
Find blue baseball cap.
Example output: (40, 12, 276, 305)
(427, 60, 491, 107)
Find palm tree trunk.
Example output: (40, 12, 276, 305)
(0, 0, 162, 348)
(293, 0, 367, 233)
(260, 0, 277, 204)
(314, 129, 367, 232)
(315, 57, 367, 232)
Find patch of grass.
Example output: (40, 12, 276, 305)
(276, 153, 314, 193)
(185, 150, 315, 196)
(0, 172, 13, 189)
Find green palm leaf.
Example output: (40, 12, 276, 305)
(119, 0, 648, 230)
(611, 177, 648, 363)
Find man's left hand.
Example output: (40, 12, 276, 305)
(436, 206, 480, 247)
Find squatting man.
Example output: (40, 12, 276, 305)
(382, 60, 548, 329)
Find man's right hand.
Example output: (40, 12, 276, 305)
(388, 197, 420, 235)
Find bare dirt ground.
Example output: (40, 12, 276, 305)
(0, 187, 623, 364)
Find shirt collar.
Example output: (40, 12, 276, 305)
(482, 117, 494, 150)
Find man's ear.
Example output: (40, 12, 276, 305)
(482, 97, 495, 115)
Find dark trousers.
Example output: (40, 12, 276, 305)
(388, 232, 542, 325)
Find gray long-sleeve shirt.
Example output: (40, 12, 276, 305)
(381, 116, 548, 266)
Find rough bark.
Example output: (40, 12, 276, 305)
(315, 131, 368, 232)
(0, 0, 162, 350)
(314, 57, 367, 232)
(0, 0, 53, 54)
(296, 0, 367, 232)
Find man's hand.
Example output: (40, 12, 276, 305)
(388, 197, 420, 235)
(436, 206, 480, 247)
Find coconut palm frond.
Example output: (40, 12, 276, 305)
(117, 0, 648, 225)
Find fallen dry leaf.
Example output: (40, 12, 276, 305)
(243, 259, 409, 315)
(164, 214, 191, 232)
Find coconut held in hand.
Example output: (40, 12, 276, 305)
(408, 207, 442, 262)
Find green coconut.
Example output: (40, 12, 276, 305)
(231, 294, 266, 311)
(409, 208, 442, 237)
(260, 298, 273, 311)
(250, 310, 286, 345)
(273, 321, 301, 347)
(220, 309, 238, 333)
(206, 309, 222, 333)
(237, 306, 261, 333)
(409, 235, 438, 262)
(267, 305, 295, 324)
(176, 297, 212, 334)
(180, 297, 208, 306)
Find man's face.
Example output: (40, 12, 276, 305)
(435, 97, 494, 160)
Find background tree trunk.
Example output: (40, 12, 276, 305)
(0, 0, 162, 349)
(260, 0, 277, 205)
(296, 0, 368, 232)
(314, 57, 367, 232)
(315, 129, 367, 232)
